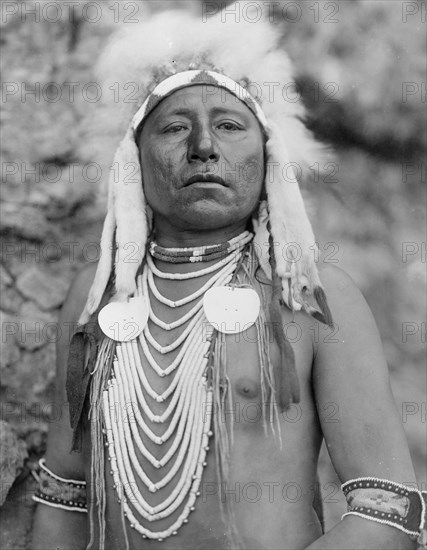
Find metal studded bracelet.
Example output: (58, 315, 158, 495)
(342, 477, 426, 543)
(32, 458, 87, 513)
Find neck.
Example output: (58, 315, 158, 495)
(152, 217, 250, 248)
(149, 221, 252, 275)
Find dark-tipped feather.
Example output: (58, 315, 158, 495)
(313, 286, 334, 328)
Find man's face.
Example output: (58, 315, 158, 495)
(138, 85, 265, 233)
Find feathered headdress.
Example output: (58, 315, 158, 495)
(79, 4, 332, 331)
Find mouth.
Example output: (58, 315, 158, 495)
(184, 174, 227, 187)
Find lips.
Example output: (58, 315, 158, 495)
(184, 174, 227, 187)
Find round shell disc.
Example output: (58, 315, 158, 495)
(203, 286, 260, 334)
(98, 296, 148, 342)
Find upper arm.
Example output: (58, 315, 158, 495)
(44, 264, 97, 479)
(32, 265, 96, 550)
(313, 265, 416, 485)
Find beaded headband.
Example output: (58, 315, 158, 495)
(131, 69, 268, 134)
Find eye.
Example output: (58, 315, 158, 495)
(217, 121, 242, 132)
(164, 124, 188, 133)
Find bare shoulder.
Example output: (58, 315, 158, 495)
(317, 263, 379, 332)
(43, 263, 97, 478)
(313, 262, 388, 384)
(61, 262, 98, 324)
(318, 263, 362, 300)
(55, 262, 98, 397)
(56, 261, 98, 404)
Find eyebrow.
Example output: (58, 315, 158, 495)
(158, 105, 251, 120)
(210, 106, 250, 118)
(160, 108, 194, 118)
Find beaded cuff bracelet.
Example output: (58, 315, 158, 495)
(32, 458, 87, 513)
(341, 477, 426, 541)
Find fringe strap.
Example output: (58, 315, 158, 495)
(233, 245, 283, 439)
(208, 243, 285, 548)
(87, 337, 116, 550)
(209, 329, 243, 548)
(267, 227, 300, 409)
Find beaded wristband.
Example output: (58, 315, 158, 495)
(341, 477, 426, 541)
(32, 458, 87, 513)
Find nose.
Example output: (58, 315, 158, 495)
(187, 123, 220, 163)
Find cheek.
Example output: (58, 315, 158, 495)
(140, 145, 180, 199)
(235, 149, 265, 193)
(227, 132, 264, 176)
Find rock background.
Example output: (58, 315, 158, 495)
(1, 1, 425, 548)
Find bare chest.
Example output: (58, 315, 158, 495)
(89, 278, 322, 549)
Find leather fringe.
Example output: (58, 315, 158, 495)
(87, 337, 116, 550)
(267, 230, 300, 409)
(208, 243, 284, 548)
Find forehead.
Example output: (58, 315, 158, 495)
(145, 84, 259, 122)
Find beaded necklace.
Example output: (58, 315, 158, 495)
(101, 231, 252, 541)
(149, 232, 252, 263)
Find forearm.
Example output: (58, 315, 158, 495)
(31, 504, 88, 550)
(305, 515, 417, 550)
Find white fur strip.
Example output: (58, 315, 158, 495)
(264, 122, 322, 309)
(78, 209, 116, 325)
(113, 127, 148, 299)
(78, 128, 149, 324)
(252, 201, 271, 280)
(78, 154, 117, 325)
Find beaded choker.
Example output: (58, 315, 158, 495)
(149, 232, 253, 263)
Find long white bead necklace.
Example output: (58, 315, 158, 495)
(102, 231, 252, 541)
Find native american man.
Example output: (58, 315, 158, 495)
(31, 8, 425, 550)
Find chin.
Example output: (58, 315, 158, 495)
(179, 203, 244, 231)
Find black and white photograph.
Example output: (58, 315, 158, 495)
(1, 1, 426, 549)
